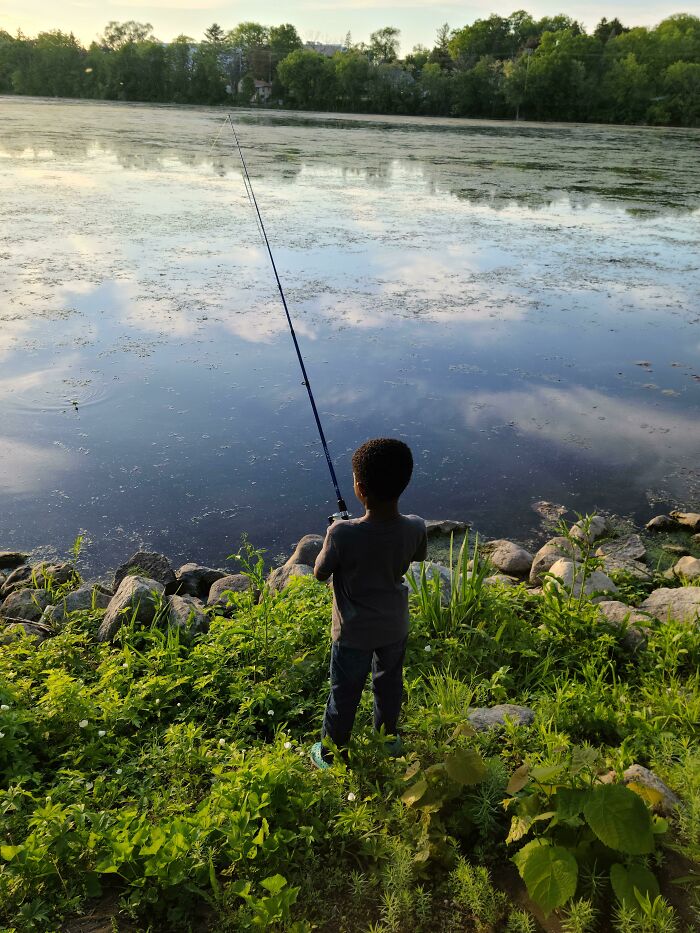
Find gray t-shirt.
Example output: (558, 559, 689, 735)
(314, 513, 428, 649)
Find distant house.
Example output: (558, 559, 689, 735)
(303, 41, 344, 57)
(237, 77, 273, 104)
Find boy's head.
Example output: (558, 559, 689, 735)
(351, 438, 414, 504)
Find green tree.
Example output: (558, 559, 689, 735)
(269, 24, 302, 59)
(418, 61, 452, 114)
(369, 26, 400, 63)
(663, 59, 700, 124)
(334, 50, 371, 109)
(277, 48, 336, 108)
(429, 23, 453, 69)
(227, 22, 269, 52)
(594, 17, 629, 43)
(100, 21, 154, 50)
(204, 23, 225, 45)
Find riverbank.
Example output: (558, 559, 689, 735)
(1, 510, 699, 930)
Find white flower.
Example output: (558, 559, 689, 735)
(79, 719, 88, 728)
(218, 738, 226, 746)
(284, 741, 292, 750)
(347, 792, 356, 802)
(0, 704, 9, 711)
(155, 699, 160, 705)
(267, 709, 274, 716)
(98, 730, 106, 737)
(0, 732, 5, 739)
(85, 781, 93, 790)
(116, 768, 122, 775)
(424, 644, 432, 652)
(177, 702, 181, 707)
(122, 662, 128, 668)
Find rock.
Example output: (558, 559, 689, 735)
(596, 534, 646, 563)
(1, 562, 75, 596)
(425, 519, 470, 537)
(113, 551, 176, 593)
(662, 544, 689, 555)
(0, 588, 51, 624)
(286, 534, 325, 568)
(545, 559, 618, 603)
(482, 540, 533, 577)
(596, 601, 652, 651)
(529, 536, 577, 584)
(622, 765, 680, 815)
(0, 621, 54, 645)
(0, 551, 29, 569)
(41, 586, 112, 627)
(531, 501, 568, 522)
(175, 563, 226, 598)
(692, 533, 700, 546)
(640, 587, 700, 625)
(268, 563, 315, 593)
(599, 557, 652, 580)
(167, 595, 209, 636)
(0, 564, 33, 595)
(674, 556, 700, 582)
(670, 511, 700, 532)
(570, 515, 610, 545)
(97, 576, 164, 643)
(645, 515, 677, 532)
(468, 704, 535, 732)
(207, 574, 251, 610)
(484, 574, 517, 587)
(406, 561, 452, 601)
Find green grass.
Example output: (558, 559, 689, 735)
(0, 526, 699, 932)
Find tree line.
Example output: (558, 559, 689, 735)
(1, 13, 698, 127)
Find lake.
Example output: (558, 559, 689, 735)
(1, 97, 699, 574)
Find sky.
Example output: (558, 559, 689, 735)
(0, 0, 693, 52)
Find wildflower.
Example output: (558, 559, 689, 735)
(177, 702, 181, 707)
(122, 662, 127, 668)
(347, 792, 356, 802)
(0, 704, 9, 711)
(267, 709, 274, 716)
(116, 768, 122, 775)
(424, 644, 432, 652)
(155, 698, 160, 705)
(284, 741, 292, 750)
(218, 738, 226, 746)
(0, 733, 4, 739)
(98, 730, 106, 737)
(79, 719, 88, 728)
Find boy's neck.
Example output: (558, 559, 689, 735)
(363, 499, 401, 522)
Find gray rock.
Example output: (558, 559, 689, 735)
(1, 564, 33, 595)
(425, 519, 470, 537)
(662, 544, 689, 555)
(0, 588, 51, 624)
(692, 533, 700, 546)
(601, 557, 652, 580)
(529, 536, 577, 585)
(596, 534, 646, 563)
(286, 534, 325, 568)
(670, 511, 700, 532)
(113, 551, 176, 593)
(483, 540, 533, 577)
(207, 573, 251, 610)
(484, 574, 517, 588)
(596, 600, 652, 651)
(674, 556, 700, 582)
(406, 561, 452, 601)
(1, 562, 75, 596)
(268, 563, 314, 593)
(167, 595, 209, 635)
(175, 563, 226, 598)
(0, 551, 29, 569)
(41, 586, 112, 626)
(97, 576, 165, 643)
(645, 514, 677, 532)
(640, 587, 700, 625)
(468, 704, 535, 732)
(0, 621, 54, 645)
(622, 765, 680, 815)
(545, 559, 617, 603)
(570, 515, 610, 545)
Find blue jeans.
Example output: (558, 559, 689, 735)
(321, 636, 407, 760)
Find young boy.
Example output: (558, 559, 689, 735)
(310, 438, 427, 768)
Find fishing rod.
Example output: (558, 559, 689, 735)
(226, 115, 349, 524)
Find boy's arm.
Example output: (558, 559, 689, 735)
(412, 522, 428, 563)
(314, 528, 339, 582)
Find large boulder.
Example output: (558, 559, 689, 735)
(482, 540, 533, 577)
(673, 556, 700, 582)
(529, 536, 576, 585)
(545, 559, 617, 603)
(167, 595, 209, 636)
(595, 535, 651, 580)
(41, 586, 112, 627)
(645, 514, 677, 532)
(287, 534, 325, 568)
(425, 520, 470, 537)
(468, 704, 535, 732)
(622, 765, 680, 815)
(1, 562, 75, 596)
(406, 561, 452, 602)
(207, 573, 251, 611)
(596, 600, 653, 652)
(670, 511, 700, 532)
(0, 621, 54, 645)
(0, 588, 51, 624)
(570, 515, 610, 545)
(175, 563, 226, 599)
(640, 588, 700, 626)
(97, 576, 164, 643)
(484, 574, 517, 588)
(268, 563, 314, 593)
(0, 551, 29, 570)
(113, 552, 176, 593)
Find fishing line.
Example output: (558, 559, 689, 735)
(226, 115, 349, 523)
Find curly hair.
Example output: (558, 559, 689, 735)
(351, 438, 414, 502)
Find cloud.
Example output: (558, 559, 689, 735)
(0, 436, 74, 494)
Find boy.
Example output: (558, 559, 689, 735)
(310, 438, 427, 768)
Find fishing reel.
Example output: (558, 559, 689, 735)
(328, 499, 351, 525)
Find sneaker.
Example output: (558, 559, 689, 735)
(310, 741, 331, 770)
(384, 735, 404, 757)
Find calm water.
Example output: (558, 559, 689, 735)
(1, 98, 699, 573)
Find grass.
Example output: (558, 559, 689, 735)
(0, 520, 698, 931)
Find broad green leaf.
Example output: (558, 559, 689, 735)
(583, 784, 654, 854)
(401, 779, 428, 807)
(507, 764, 530, 795)
(570, 746, 601, 775)
(555, 787, 589, 823)
(84, 871, 102, 898)
(652, 816, 669, 835)
(0, 845, 22, 861)
(261, 874, 287, 895)
(444, 747, 486, 786)
(450, 722, 476, 740)
(530, 762, 566, 783)
(512, 839, 578, 915)
(610, 862, 660, 907)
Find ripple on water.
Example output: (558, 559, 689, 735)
(11, 377, 112, 414)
